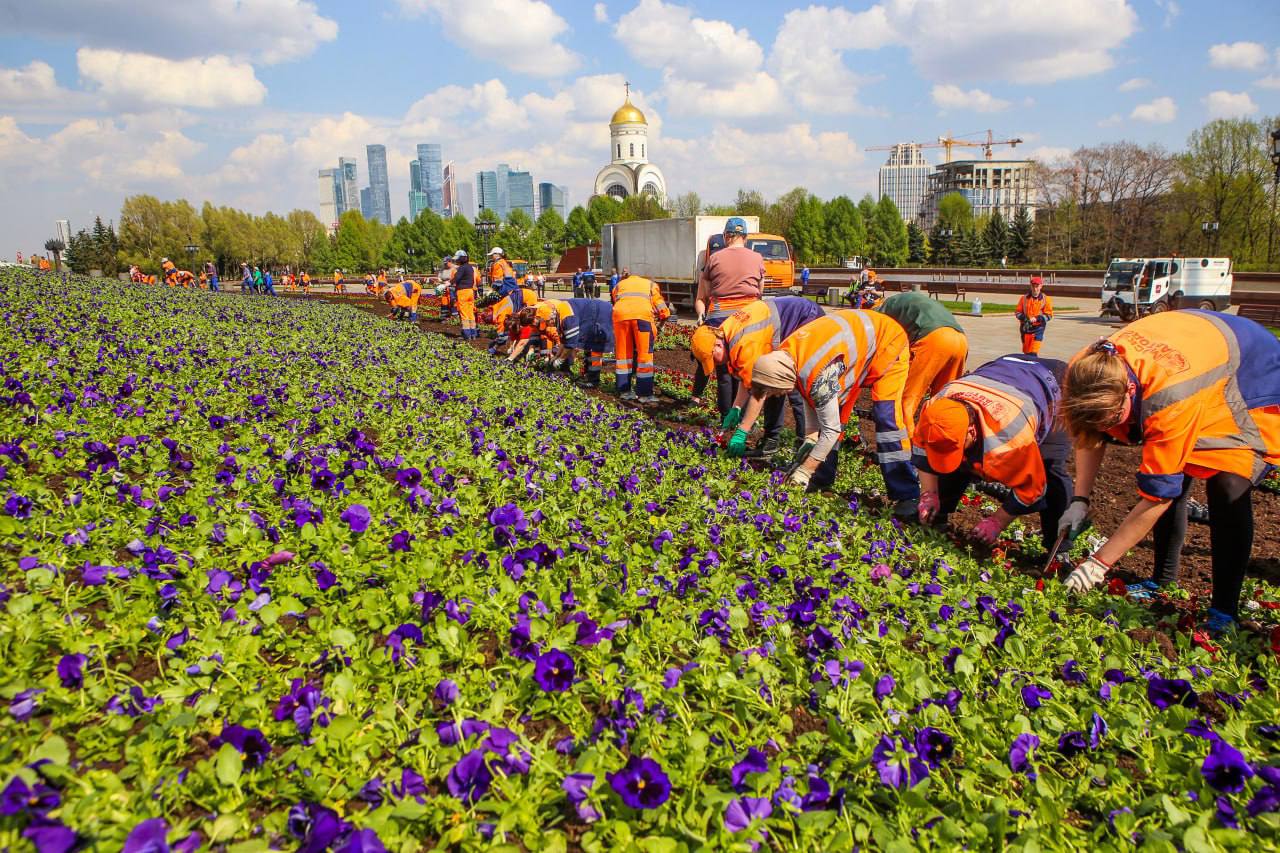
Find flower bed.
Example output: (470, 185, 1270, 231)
(1, 272, 1279, 850)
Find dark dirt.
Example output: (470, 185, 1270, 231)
(285, 292, 1280, 613)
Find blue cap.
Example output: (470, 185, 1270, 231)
(724, 217, 749, 236)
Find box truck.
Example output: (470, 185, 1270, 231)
(1101, 257, 1233, 320)
(599, 216, 794, 312)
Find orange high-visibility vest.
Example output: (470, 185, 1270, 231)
(1016, 292, 1053, 322)
(721, 299, 783, 386)
(1095, 311, 1280, 500)
(938, 374, 1049, 507)
(492, 287, 540, 327)
(534, 300, 574, 346)
(780, 310, 909, 423)
(611, 276, 670, 323)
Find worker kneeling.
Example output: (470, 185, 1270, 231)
(877, 290, 969, 439)
(612, 273, 671, 403)
(913, 355, 1073, 548)
(738, 310, 919, 518)
(694, 296, 822, 457)
(1057, 310, 1280, 633)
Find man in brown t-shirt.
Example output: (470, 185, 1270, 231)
(695, 217, 765, 418)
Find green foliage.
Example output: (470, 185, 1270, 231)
(982, 211, 1009, 266)
(618, 194, 670, 222)
(824, 195, 865, 264)
(564, 205, 596, 246)
(763, 187, 809, 237)
(868, 196, 908, 267)
(331, 210, 389, 273)
(1008, 207, 1033, 264)
(907, 221, 928, 264)
(787, 194, 827, 264)
(733, 189, 768, 221)
(670, 191, 702, 217)
(937, 193, 974, 232)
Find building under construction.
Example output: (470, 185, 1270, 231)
(918, 158, 1036, 231)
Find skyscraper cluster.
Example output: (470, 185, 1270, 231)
(317, 145, 567, 232)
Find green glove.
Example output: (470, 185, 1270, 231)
(721, 406, 742, 431)
(727, 428, 749, 458)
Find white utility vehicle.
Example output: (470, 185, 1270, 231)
(1101, 257, 1232, 320)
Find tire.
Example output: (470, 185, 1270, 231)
(1197, 300, 1215, 311)
(1118, 305, 1135, 322)
(1149, 300, 1169, 314)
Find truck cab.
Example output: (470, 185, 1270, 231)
(744, 233, 795, 292)
(1101, 257, 1232, 321)
(512, 260, 529, 287)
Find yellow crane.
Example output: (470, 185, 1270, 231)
(867, 130, 1024, 163)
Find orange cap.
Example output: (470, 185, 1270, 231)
(915, 397, 970, 474)
(691, 325, 717, 376)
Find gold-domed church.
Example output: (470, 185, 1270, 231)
(593, 83, 667, 203)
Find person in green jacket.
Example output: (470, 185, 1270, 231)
(877, 290, 969, 438)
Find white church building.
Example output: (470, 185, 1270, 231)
(593, 85, 667, 203)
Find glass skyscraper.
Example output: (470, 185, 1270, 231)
(507, 169, 535, 219)
(338, 157, 359, 217)
(877, 143, 933, 224)
(364, 144, 392, 224)
(417, 144, 444, 215)
(475, 171, 498, 215)
(537, 182, 567, 220)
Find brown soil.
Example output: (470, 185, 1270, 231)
(284, 292, 1280, 611)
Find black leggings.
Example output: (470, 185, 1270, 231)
(1151, 472, 1254, 617)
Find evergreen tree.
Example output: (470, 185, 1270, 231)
(786, 195, 827, 264)
(824, 195, 865, 264)
(869, 196, 909, 266)
(1008, 207, 1033, 264)
(63, 229, 93, 274)
(955, 228, 983, 267)
(981, 211, 1009, 266)
(907, 222, 928, 264)
(564, 206, 596, 246)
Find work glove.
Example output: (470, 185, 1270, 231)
(551, 357, 566, 370)
(1064, 555, 1111, 594)
(918, 491, 941, 524)
(721, 406, 743, 431)
(892, 498, 919, 522)
(1057, 499, 1090, 541)
(971, 514, 1010, 546)
(782, 439, 817, 474)
(727, 428, 749, 458)
(788, 468, 812, 489)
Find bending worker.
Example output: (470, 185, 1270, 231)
(1058, 310, 1280, 633)
(695, 217, 765, 416)
(452, 250, 478, 339)
(691, 296, 822, 458)
(878, 289, 969, 438)
(523, 298, 615, 388)
(611, 271, 671, 403)
(489, 280, 541, 351)
(913, 355, 1071, 548)
(1015, 275, 1053, 355)
(739, 310, 919, 517)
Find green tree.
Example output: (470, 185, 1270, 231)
(824, 195, 865, 264)
(89, 216, 119, 274)
(907, 221, 928, 264)
(619, 194, 669, 222)
(734, 189, 767, 221)
(787, 194, 827, 264)
(63, 228, 93, 274)
(441, 215, 479, 262)
(287, 210, 328, 272)
(44, 238, 65, 272)
(118, 194, 202, 272)
(981, 211, 1009, 266)
(937, 193, 974, 232)
(587, 195, 623, 235)
(954, 228, 983, 266)
(564, 206, 596, 246)
(858, 194, 877, 226)
(671, 191, 702, 217)
(535, 207, 565, 247)
(1008, 207, 1033, 264)
(764, 187, 808, 237)
(927, 224, 953, 265)
(332, 210, 385, 272)
(868, 196, 908, 267)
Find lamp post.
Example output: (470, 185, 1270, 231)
(1201, 221, 1218, 255)
(543, 241, 553, 273)
(1268, 127, 1280, 267)
(406, 246, 416, 272)
(939, 228, 953, 267)
(475, 217, 498, 257)
(184, 240, 198, 269)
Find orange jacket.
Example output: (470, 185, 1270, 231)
(780, 309, 909, 423)
(1098, 311, 1280, 500)
(534, 300, 574, 346)
(1016, 292, 1053, 324)
(492, 287, 540, 327)
(721, 299, 782, 387)
(611, 275, 670, 323)
(489, 259, 516, 285)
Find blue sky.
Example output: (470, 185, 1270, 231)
(0, 0, 1277, 256)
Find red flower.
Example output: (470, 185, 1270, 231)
(1106, 577, 1127, 596)
(1034, 578, 1045, 592)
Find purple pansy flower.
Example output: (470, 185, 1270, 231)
(10, 688, 42, 721)
(607, 756, 671, 809)
(1147, 676, 1197, 710)
(1201, 738, 1254, 793)
(121, 818, 169, 853)
(533, 649, 576, 692)
(213, 724, 272, 768)
(340, 504, 371, 533)
(56, 654, 87, 689)
(731, 748, 768, 790)
(871, 734, 929, 789)
(724, 796, 773, 833)
(446, 750, 492, 804)
(915, 727, 954, 769)
(1020, 684, 1052, 710)
(562, 773, 600, 822)
(1009, 733, 1040, 774)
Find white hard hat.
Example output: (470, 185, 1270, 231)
(453, 250, 468, 260)
(487, 246, 503, 256)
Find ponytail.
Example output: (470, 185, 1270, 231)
(1061, 340, 1128, 448)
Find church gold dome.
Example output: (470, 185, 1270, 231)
(611, 100, 647, 125)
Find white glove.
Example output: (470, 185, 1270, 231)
(1064, 555, 1111, 593)
(789, 468, 812, 488)
(552, 358, 566, 370)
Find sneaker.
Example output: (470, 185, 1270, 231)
(620, 391, 638, 401)
(1201, 608, 1236, 636)
(759, 436, 781, 459)
(575, 377, 598, 389)
(1125, 579, 1161, 601)
(637, 395, 659, 404)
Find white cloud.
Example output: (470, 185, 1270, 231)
(77, 49, 267, 108)
(931, 84, 1010, 113)
(1130, 96, 1177, 123)
(398, 0, 578, 76)
(661, 71, 786, 119)
(1098, 113, 1123, 127)
(594, 3, 608, 23)
(1029, 146, 1073, 163)
(1203, 90, 1258, 119)
(1208, 41, 1269, 71)
(771, 0, 1138, 97)
(0, 61, 62, 104)
(1257, 75, 1280, 90)
(0, 1, 337, 64)
(615, 0, 764, 82)
(1154, 0, 1180, 28)
(1118, 77, 1150, 92)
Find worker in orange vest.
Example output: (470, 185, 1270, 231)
(877, 290, 970, 438)
(452, 250, 479, 339)
(1058, 311, 1280, 633)
(611, 272, 670, 403)
(736, 310, 919, 517)
(333, 269, 345, 294)
(161, 257, 177, 285)
(1015, 275, 1053, 354)
(487, 247, 518, 296)
(489, 283, 540, 354)
(913, 355, 1072, 548)
(300, 271, 311, 293)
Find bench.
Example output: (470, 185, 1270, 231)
(1238, 303, 1280, 327)
(927, 281, 966, 301)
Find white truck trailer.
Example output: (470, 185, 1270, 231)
(599, 216, 761, 312)
(1101, 257, 1233, 320)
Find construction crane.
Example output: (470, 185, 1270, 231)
(867, 130, 1024, 163)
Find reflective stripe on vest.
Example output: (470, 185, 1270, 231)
(725, 300, 782, 352)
